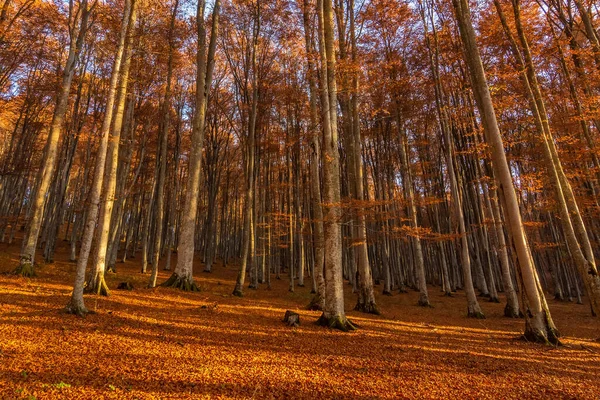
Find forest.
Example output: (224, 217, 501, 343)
(1, 0, 600, 398)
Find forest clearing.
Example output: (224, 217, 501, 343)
(1, 242, 600, 400)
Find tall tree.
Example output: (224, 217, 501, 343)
(16, 0, 92, 277)
(316, 0, 355, 331)
(163, 0, 221, 291)
(452, 0, 559, 344)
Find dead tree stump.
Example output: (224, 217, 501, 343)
(283, 310, 300, 327)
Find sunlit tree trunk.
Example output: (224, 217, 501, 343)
(163, 0, 220, 291)
(86, 0, 137, 296)
(495, 0, 600, 317)
(316, 0, 354, 331)
(346, 0, 379, 315)
(233, 0, 259, 297)
(452, 0, 559, 344)
(66, 0, 131, 315)
(302, 0, 325, 311)
(149, 0, 179, 288)
(17, 0, 91, 277)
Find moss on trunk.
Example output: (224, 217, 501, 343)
(523, 313, 561, 345)
(317, 313, 357, 332)
(162, 273, 200, 292)
(467, 306, 486, 319)
(15, 260, 35, 278)
(418, 294, 432, 308)
(354, 300, 381, 315)
(64, 302, 89, 318)
(504, 303, 521, 318)
(85, 273, 110, 296)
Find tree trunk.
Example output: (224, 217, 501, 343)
(452, 0, 559, 344)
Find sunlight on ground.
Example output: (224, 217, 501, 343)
(1, 245, 599, 399)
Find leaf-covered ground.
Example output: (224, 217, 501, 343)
(1, 242, 599, 399)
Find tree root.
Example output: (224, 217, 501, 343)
(467, 307, 486, 319)
(467, 311, 486, 319)
(85, 274, 110, 297)
(161, 274, 200, 292)
(64, 302, 89, 318)
(488, 296, 500, 303)
(15, 260, 35, 278)
(232, 287, 244, 297)
(522, 328, 561, 346)
(417, 295, 432, 308)
(382, 289, 393, 296)
(354, 300, 381, 315)
(504, 304, 521, 318)
(316, 313, 357, 332)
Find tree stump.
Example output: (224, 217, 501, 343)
(117, 282, 134, 291)
(283, 310, 300, 327)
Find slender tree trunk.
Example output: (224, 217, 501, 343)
(316, 0, 354, 331)
(452, 0, 559, 344)
(164, 0, 220, 291)
(302, 0, 325, 310)
(66, 0, 129, 315)
(86, 1, 137, 296)
(233, 0, 259, 297)
(18, 0, 91, 277)
(149, 0, 179, 288)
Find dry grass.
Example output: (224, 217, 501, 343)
(1, 241, 599, 399)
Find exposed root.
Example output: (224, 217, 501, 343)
(316, 313, 357, 332)
(417, 295, 432, 308)
(382, 289, 393, 296)
(504, 304, 521, 318)
(232, 287, 244, 297)
(488, 296, 500, 303)
(161, 273, 200, 292)
(522, 328, 561, 346)
(15, 260, 35, 278)
(354, 300, 382, 315)
(64, 302, 89, 318)
(467, 309, 486, 319)
(85, 274, 110, 297)
(523, 312, 561, 346)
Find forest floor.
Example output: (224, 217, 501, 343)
(1, 242, 600, 399)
